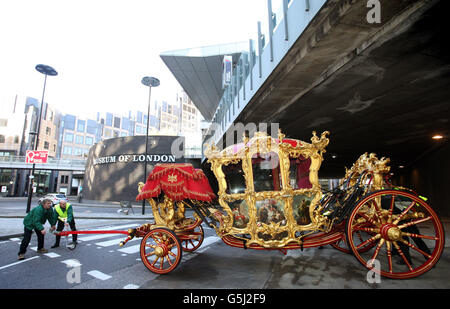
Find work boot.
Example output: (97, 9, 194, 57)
(37, 248, 48, 253)
(51, 243, 59, 248)
(17, 254, 25, 260)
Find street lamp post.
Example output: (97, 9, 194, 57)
(141, 76, 160, 215)
(26, 64, 57, 213)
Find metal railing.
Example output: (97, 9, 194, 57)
(0, 155, 87, 171)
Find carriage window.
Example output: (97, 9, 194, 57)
(252, 152, 281, 191)
(222, 162, 246, 194)
(289, 156, 312, 189)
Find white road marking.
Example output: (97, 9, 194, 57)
(95, 237, 138, 247)
(61, 259, 82, 267)
(76, 224, 139, 242)
(77, 234, 122, 242)
(123, 284, 139, 289)
(118, 244, 140, 254)
(44, 252, 60, 258)
(30, 246, 37, 251)
(201, 236, 220, 248)
(0, 256, 39, 271)
(87, 270, 112, 281)
(0, 241, 10, 245)
(9, 238, 21, 241)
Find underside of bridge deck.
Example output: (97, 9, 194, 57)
(233, 0, 449, 178)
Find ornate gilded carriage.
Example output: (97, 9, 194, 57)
(126, 129, 444, 279)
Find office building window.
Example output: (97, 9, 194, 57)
(75, 135, 84, 144)
(64, 115, 76, 130)
(64, 132, 74, 143)
(46, 127, 51, 135)
(73, 147, 83, 156)
(106, 113, 113, 126)
(77, 120, 85, 132)
(63, 146, 72, 155)
(104, 129, 112, 138)
(137, 111, 143, 124)
(85, 136, 93, 145)
(87, 119, 98, 134)
(113, 117, 120, 129)
(44, 141, 49, 149)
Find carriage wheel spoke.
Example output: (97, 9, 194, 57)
(145, 251, 155, 258)
(151, 257, 159, 267)
(387, 195, 396, 224)
(392, 242, 413, 271)
(398, 216, 432, 229)
(357, 212, 381, 227)
(159, 257, 164, 270)
(168, 250, 177, 257)
(399, 239, 432, 259)
(393, 201, 416, 225)
(402, 232, 438, 241)
(369, 200, 384, 223)
(386, 241, 393, 274)
(166, 255, 173, 266)
(356, 234, 381, 250)
(353, 227, 379, 233)
(371, 239, 385, 261)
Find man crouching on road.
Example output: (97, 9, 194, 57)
(18, 198, 56, 260)
(52, 200, 77, 248)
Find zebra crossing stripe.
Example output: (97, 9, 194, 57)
(123, 284, 139, 289)
(87, 270, 112, 281)
(95, 237, 139, 247)
(61, 259, 82, 267)
(118, 244, 140, 254)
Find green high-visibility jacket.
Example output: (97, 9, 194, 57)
(54, 203, 74, 222)
(23, 204, 57, 231)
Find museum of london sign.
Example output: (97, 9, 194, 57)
(93, 154, 176, 166)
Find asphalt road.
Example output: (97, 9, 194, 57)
(1, 198, 450, 294)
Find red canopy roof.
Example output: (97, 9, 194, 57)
(136, 163, 216, 202)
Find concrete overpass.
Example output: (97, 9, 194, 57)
(162, 0, 450, 216)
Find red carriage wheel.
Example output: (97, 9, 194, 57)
(140, 228, 183, 274)
(346, 190, 445, 279)
(180, 224, 204, 252)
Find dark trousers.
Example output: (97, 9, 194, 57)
(54, 219, 77, 245)
(18, 227, 44, 255)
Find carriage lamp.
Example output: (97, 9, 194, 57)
(432, 134, 444, 140)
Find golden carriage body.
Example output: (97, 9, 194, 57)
(131, 130, 444, 279)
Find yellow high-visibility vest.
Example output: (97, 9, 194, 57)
(55, 204, 71, 219)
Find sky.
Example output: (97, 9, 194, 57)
(0, 0, 275, 120)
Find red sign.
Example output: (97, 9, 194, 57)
(26, 150, 49, 164)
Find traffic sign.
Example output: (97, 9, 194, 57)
(25, 150, 49, 164)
